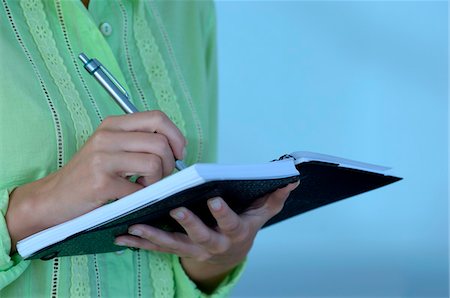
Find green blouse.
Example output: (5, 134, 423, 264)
(0, 0, 243, 296)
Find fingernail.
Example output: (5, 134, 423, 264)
(115, 240, 127, 246)
(129, 228, 143, 237)
(123, 172, 137, 177)
(171, 209, 186, 220)
(209, 198, 222, 211)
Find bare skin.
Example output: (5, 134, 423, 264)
(116, 183, 298, 293)
(7, 1, 300, 292)
(7, 111, 186, 247)
(6, 111, 298, 293)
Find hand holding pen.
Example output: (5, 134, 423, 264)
(7, 55, 188, 246)
(79, 53, 187, 171)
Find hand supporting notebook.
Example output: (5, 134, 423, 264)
(17, 151, 400, 261)
(116, 181, 299, 292)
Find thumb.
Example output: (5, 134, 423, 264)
(247, 180, 299, 229)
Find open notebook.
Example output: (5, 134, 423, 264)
(17, 151, 401, 260)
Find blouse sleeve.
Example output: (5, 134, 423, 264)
(0, 188, 30, 290)
(172, 254, 246, 298)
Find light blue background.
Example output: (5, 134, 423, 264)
(215, 1, 448, 297)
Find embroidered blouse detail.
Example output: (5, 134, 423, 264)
(70, 256, 91, 297)
(0, 1, 241, 296)
(116, 1, 152, 112)
(149, 252, 175, 298)
(55, 0, 104, 124)
(148, 2, 205, 163)
(20, 0, 94, 150)
(133, 6, 187, 137)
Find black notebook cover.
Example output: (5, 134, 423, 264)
(27, 161, 400, 260)
(265, 161, 400, 227)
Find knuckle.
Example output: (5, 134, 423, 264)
(268, 200, 286, 217)
(151, 133, 170, 152)
(196, 252, 212, 263)
(210, 239, 231, 255)
(222, 219, 241, 235)
(89, 152, 108, 170)
(149, 110, 168, 124)
(100, 115, 117, 128)
(90, 172, 109, 194)
(233, 224, 251, 243)
(273, 204, 285, 215)
(266, 194, 288, 215)
(90, 130, 110, 150)
(166, 240, 180, 252)
(87, 153, 114, 194)
(145, 155, 163, 175)
(165, 159, 176, 176)
(194, 230, 212, 246)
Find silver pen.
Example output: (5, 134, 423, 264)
(78, 53, 187, 171)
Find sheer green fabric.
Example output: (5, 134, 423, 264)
(0, 0, 243, 296)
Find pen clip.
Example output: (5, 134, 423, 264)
(98, 64, 130, 99)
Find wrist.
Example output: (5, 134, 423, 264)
(180, 257, 241, 294)
(5, 174, 59, 252)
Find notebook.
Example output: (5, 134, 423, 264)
(17, 151, 401, 260)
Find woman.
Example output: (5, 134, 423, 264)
(0, 0, 298, 296)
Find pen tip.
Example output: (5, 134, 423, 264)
(175, 160, 187, 171)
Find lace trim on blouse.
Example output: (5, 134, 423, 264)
(55, 0, 104, 124)
(70, 256, 90, 297)
(20, 0, 93, 296)
(149, 251, 175, 298)
(20, 0, 93, 150)
(133, 3, 187, 137)
(148, 1, 205, 163)
(117, 1, 151, 112)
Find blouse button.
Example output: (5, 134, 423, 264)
(99, 22, 112, 36)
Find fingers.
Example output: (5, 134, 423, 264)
(263, 181, 299, 215)
(82, 173, 144, 208)
(111, 182, 299, 273)
(244, 181, 299, 228)
(84, 110, 186, 190)
(119, 181, 299, 256)
(27, 111, 186, 231)
(169, 208, 230, 255)
(105, 177, 144, 201)
(116, 225, 205, 258)
(207, 198, 248, 240)
(109, 152, 164, 185)
(90, 130, 175, 176)
(100, 111, 186, 160)
(114, 204, 243, 260)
